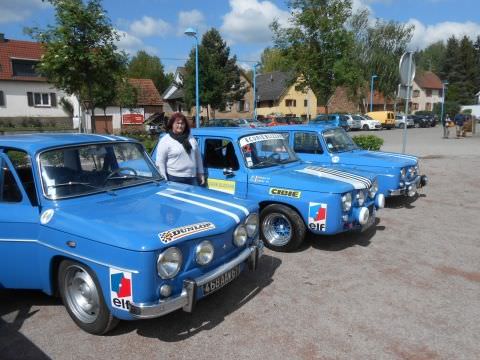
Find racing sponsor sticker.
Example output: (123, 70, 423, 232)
(110, 268, 133, 311)
(269, 187, 301, 199)
(250, 175, 270, 184)
(239, 133, 285, 147)
(158, 222, 216, 244)
(308, 202, 327, 232)
(207, 178, 236, 194)
(331, 156, 340, 163)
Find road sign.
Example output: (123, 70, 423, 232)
(399, 52, 416, 86)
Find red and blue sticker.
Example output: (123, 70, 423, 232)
(308, 202, 327, 232)
(110, 269, 132, 311)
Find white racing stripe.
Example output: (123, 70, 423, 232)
(94, 134, 117, 141)
(296, 166, 370, 189)
(310, 166, 372, 188)
(165, 188, 249, 216)
(376, 152, 417, 161)
(157, 191, 241, 223)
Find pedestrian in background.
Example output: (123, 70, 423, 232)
(155, 112, 205, 185)
(454, 113, 465, 138)
(443, 114, 451, 138)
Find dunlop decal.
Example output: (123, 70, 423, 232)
(269, 187, 301, 199)
(159, 222, 215, 244)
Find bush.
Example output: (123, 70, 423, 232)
(120, 130, 158, 154)
(352, 134, 384, 151)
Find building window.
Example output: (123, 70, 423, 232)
(0, 90, 5, 106)
(27, 92, 57, 107)
(426, 89, 432, 97)
(412, 90, 420, 98)
(304, 99, 308, 107)
(412, 103, 419, 110)
(237, 100, 249, 112)
(12, 59, 40, 77)
(285, 99, 296, 107)
(426, 102, 432, 111)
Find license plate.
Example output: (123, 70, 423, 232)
(202, 265, 241, 296)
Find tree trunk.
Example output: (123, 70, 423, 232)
(206, 106, 210, 121)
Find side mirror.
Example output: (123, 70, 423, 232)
(223, 167, 234, 177)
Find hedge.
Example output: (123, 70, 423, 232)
(351, 134, 384, 151)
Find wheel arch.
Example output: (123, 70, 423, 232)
(259, 200, 307, 227)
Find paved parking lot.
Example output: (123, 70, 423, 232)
(1, 126, 480, 360)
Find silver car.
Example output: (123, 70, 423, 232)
(344, 114, 362, 130)
(395, 115, 415, 128)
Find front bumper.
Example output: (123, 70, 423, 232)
(388, 174, 427, 197)
(129, 241, 264, 319)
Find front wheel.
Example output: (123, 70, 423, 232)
(260, 204, 306, 252)
(58, 260, 119, 335)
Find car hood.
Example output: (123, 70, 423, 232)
(253, 162, 373, 193)
(44, 182, 254, 252)
(327, 150, 417, 168)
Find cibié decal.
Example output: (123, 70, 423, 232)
(159, 222, 216, 244)
(110, 268, 133, 311)
(308, 202, 327, 232)
(269, 187, 301, 199)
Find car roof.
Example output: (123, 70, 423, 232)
(0, 133, 134, 154)
(274, 124, 337, 132)
(192, 127, 274, 140)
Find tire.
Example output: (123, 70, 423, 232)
(362, 124, 369, 131)
(58, 259, 119, 335)
(260, 204, 306, 252)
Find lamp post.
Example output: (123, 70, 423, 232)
(253, 63, 260, 120)
(184, 28, 200, 128)
(440, 80, 448, 125)
(370, 74, 378, 112)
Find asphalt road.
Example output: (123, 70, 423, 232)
(1, 126, 480, 360)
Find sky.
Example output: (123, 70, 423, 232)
(1, 0, 479, 74)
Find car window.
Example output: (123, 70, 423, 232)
(4, 149, 37, 205)
(294, 132, 323, 154)
(353, 115, 363, 120)
(0, 157, 22, 203)
(204, 139, 239, 170)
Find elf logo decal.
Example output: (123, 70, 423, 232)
(308, 202, 327, 232)
(158, 222, 215, 244)
(269, 187, 301, 199)
(110, 269, 132, 311)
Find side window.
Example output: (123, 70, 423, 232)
(294, 132, 323, 154)
(0, 157, 22, 203)
(205, 139, 239, 170)
(5, 149, 37, 205)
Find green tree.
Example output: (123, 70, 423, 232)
(25, 0, 129, 133)
(271, 0, 361, 112)
(457, 36, 477, 104)
(128, 50, 170, 93)
(259, 47, 292, 73)
(415, 41, 446, 73)
(183, 28, 247, 119)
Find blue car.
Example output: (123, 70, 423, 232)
(153, 128, 384, 252)
(309, 114, 350, 130)
(274, 125, 428, 198)
(0, 134, 263, 334)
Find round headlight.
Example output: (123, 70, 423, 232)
(408, 166, 416, 177)
(195, 240, 214, 265)
(157, 247, 182, 279)
(400, 168, 406, 179)
(245, 213, 259, 237)
(356, 191, 365, 206)
(369, 179, 378, 198)
(341, 193, 352, 212)
(233, 224, 248, 247)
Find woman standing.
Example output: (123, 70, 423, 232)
(155, 112, 205, 185)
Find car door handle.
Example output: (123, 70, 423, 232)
(223, 168, 234, 177)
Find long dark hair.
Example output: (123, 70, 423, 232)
(166, 112, 190, 135)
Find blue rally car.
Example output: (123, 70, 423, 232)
(274, 125, 428, 198)
(154, 128, 384, 252)
(0, 134, 263, 334)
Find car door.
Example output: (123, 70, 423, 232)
(0, 152, 40, 289)
(202, 137, 248, 198)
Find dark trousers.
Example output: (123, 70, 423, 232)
(167, 174, 198, 186)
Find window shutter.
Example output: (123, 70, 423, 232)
(236, 101, 240, 112)
(50, 93, 57, 107)
(245, 101, 250, 111)
(0, 91, 4, 106)
(27, 92, 33, 106)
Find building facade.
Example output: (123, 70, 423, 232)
(411, 71, 443, 112)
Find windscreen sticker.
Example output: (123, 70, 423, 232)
(110, 269, 133, 311)
(331, 156, 340, 163)
(239, 133, 285, 147)
(158, 222, 216, 244)
(308, 202, 327, 232)
(207, 178, 236, 194)
(269, 187, 301, 199)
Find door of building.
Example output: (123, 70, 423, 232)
(95, 116, 113, 134)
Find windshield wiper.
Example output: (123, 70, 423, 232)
(251, 158, 278, 168)
(48, 181, 103, 190)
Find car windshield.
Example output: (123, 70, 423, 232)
(322, 128, 358, 153)
(239, 133, 298, 168)
(363, 115, 373, 120)
(39, 142, 161, 199)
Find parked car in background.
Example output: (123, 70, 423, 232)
(310, 114, 349, 131)
(356, 114, 382, 130)
(275, 125, 428, 199)
(410, 114, 430, 128)
(395, 114, 415, 128)
(343, 114, 362, 131)
(154, 128, 384, 252)
(234, 118, 264, 128)
(204, 118, 240, 127)
(365, 111, 396, 129)
(415, 111, 437, 127)
(261, 116, 295, 127)
(0, 134, 263, 334)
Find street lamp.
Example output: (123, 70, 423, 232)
(184, 27, 200, 128)
(253, 63, 260, 120)
(370, 74, 378, 112)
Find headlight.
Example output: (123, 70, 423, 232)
(195, 240, 214, 266)
(233, 224, 248, 247)
(408, 166, 416, 177)
(341, 193, 352, 212)
(369, 179, 378, 198)
(356, 190, 365, 206)
(245, 213, 259, 237)
(157, 247, 182, 279)
(400, 168, 406, 179)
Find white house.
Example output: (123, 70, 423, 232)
(411, 71, 444, 112)
(0, 33, 74, 128)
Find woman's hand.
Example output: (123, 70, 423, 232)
(198, 174, 205, 186)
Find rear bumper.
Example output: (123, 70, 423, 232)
(129, 241, 264, 319)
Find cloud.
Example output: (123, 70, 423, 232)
(129, 16, 171, 38)
(177, 9, 207, 36)
(0, 0, 49, 24)
(115, 30, 157, 56)
(408, 19, 480, 49)
(220, 0, 290, 44)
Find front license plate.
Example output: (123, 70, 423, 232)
(202, 265, 241, 296)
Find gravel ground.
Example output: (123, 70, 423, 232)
(1, 126, 480, 360)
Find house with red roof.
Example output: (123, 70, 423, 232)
(0, 33, 76, 128)
(411, 71, 444, 112)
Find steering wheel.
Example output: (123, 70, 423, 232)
(103, 167, 138, 185)
(268, 152, 281, 161)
